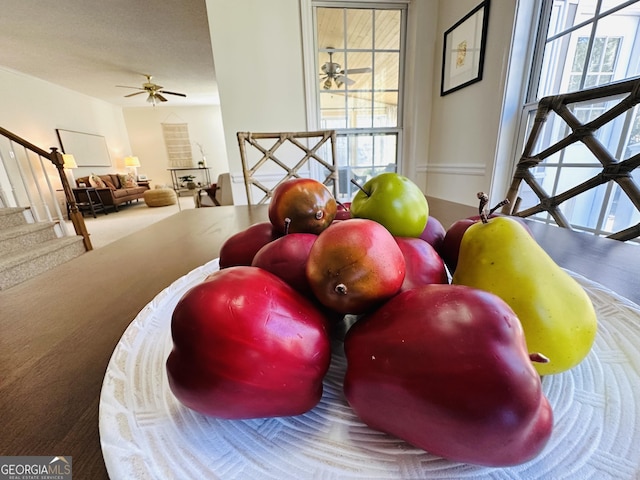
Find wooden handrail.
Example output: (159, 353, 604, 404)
(0, 126, 92, 250)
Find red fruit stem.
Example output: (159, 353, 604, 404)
(284, 217, 291, 235)
(350, 178, 370, 197)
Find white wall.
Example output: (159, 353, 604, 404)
(426, 1, 520, 208)
(122, 105, 228, 188)
(403, 0, 439, 185)
(206, 0, 308, 204)
(0, 66, 131, 183)
(0, 66, 228, 198)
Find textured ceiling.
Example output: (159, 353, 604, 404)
(0, 0, 218, 107)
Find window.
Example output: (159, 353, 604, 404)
(516, 0, 640, 239)
(308, 2, 407, 200)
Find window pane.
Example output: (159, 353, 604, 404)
(604, 178, 640, 233)
(375, 10, 401, 50)
(373, 92, 398, 127)
(317, 8, 344, 49)
(320, 92, 346, 129)
(556, 167, 606, 229)
(372, 135, 398, 170)
(347, 93, 373, 128)
(345, 51, 373, 90)
(518, 167, 559, 209)
(335, 133, 398, 199)
(346, 9, 372, 49)
(593, 4, 640, 80)
(538, 25, 593, 97)
(601, 0, 634, 14)
(572, 37, 588, 71)
(625, 106, 640, 158)
(374, 51, 400, 90)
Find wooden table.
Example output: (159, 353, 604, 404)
(0, 202, 638, 479)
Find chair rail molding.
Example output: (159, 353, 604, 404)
(418, 163, 486, 176)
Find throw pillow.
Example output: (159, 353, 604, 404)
(118, 173, 138, 188)
(103, 179, 117, 190)
(89, 173, 106, 188)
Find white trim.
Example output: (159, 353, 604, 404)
(418, 163, 486, 176)
(230, 171, 312, 185)
(300, 0, 317, 130)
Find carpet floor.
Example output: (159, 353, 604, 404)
(65, 196, 195, 249)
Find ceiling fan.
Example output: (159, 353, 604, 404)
(320, 50, 372, 90)
(116, 74, 187, 105)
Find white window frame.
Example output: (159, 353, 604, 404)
(510, 0, 640, 239)
(300, 0, 409, 199)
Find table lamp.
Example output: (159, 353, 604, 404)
(62, 154, 78, 185)
(125, 156, 141, 179)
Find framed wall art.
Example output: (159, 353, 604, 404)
(56, 129, 112, 167)
(440, 0, 490, 96)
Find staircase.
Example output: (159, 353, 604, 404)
(0, 207, 85, 290)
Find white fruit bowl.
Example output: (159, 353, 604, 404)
(99, 258, 640, 479)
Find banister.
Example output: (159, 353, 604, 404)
(0, 126, 92, 251)
(0, 126, 52, 158)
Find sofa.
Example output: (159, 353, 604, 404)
(75, 173, 150, 211)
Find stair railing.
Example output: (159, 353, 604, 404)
(0, 126, 92, 251)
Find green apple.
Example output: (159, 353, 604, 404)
(350, 172, 429, 237)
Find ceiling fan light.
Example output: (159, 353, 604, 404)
(335, 79, 344, 88)
(323, 78, 332, 90)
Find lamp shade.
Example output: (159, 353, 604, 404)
(124, 156, 141, 168)
(62, 154, 77, 169)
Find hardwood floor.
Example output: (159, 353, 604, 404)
(0, 205, 269, 478)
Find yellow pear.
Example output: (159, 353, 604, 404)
(452, 216, 597, 376)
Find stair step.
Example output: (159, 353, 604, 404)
(0, 222, 58, 257)
(0, 236, 86, 290)
(0, 207, 30, 228)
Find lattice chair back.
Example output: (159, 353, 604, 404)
(503, 77, 640, 242)
(237, 130, 338, 204)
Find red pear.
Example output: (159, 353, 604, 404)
(395, 236, 448, 292)
(344, 284, 553, 467)
(306, 219, 405, 315)
(219, 222, 280, 268)
(252, 233, 317, 296)
(419, 216, 446, 254)
(268, 178, 337, 234)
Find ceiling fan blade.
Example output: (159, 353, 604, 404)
(116, 85, 144, 89)
(335, 75, 355, 86)
(124, 91, 146, 97)
(154, 93, 168, 102)
(159, 90, 187, 98)
(342, 67, 372, 75)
